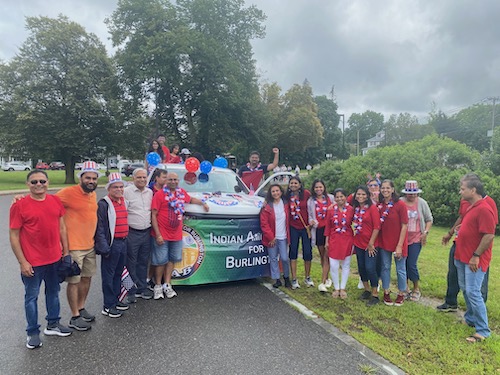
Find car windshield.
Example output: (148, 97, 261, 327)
(153, 167, 249, 194)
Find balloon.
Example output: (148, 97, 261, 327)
(198, 173, 209, 183)
(146, 152, 161, 167)
(185, 157, 200, 173)
(199, 160, 212, 174)
(213, 157, 228, 168)
(184, 172, 197, 185)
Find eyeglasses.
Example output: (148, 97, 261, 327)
(29, 179, 47, 185)
(368, 184, 378, 187)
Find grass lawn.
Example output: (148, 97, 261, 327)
(284, 227, 500, 374)
(0, 170, 122, 190)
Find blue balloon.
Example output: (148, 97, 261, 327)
(213, 157, 228, 168)
(200, 160, 212, 174)
(147, 152, 161, 167)
(198, 173, 209, 183)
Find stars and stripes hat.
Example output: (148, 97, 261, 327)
(106, 172, 126, 190)
(77, 160, 102, 178)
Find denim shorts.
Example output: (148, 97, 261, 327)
(151, 240, 183, 266)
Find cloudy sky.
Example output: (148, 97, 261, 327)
(1, 0, 499, 123)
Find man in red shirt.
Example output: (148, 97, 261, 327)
(454, 173, 495, 342)
(10, 170, 72, 349)
(238, 148, 280, 191)
(95, 173, 129, 318)
(157, 134, 171, 164)
(151, 172, 209, 299)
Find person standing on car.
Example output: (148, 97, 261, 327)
(157, 134, 170, 164)
(238, 148, 280, 192)
(10, 170, 72, 349)
(260, 184, 291, 288)
(95, 173, 130, 318)
(151, 172, 209, 299)
(55, 161, 100, 331)
(146, 139, 165, 172)
(124, 168, 154, 303)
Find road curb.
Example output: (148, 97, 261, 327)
(262, 282, 405, 375)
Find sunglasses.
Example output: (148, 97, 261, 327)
(29, 179, 47, 185)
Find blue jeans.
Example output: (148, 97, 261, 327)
(406, 242, 422, 282)
(355, 246, 378, 287)
(21, 261, 61, 335)
(379, 248, 407, 292)
(101, 239, 127, 309)
(289, 226, 312, 261)
(126, 228, 151, 294)
(268, 239, 290, 279)
(454, 259, 490, 338)
(445, 243, 489, 305)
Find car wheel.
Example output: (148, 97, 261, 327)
(24, 168, 30, 171)
(8, 168, 14, 171)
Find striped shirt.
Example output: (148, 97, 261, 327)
(112, 197, 129, 239)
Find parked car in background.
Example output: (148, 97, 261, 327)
(49, 161, 65, 170)
(35, 162, 49, 170)
(74, 162, 84, 170)
(123, 163, 145, 177)
(2, 161, 31, 171)
(117, 160, 131, 173)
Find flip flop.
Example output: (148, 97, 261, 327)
(410, 290, 421, 301)
(466, 334, 485, 343)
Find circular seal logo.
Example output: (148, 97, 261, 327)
(172, 225, 205, 279)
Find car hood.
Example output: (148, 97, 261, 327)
(185, 192, 264, 218)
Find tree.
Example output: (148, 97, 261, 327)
(314, 95, 342, 160)
(384, 112, 433, 145)
(0, 15, 118, 183)
(345, 110, 384, 155)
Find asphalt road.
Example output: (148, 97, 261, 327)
(0, 189, 400, 375)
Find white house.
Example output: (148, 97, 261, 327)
(362, 131, 385, 155)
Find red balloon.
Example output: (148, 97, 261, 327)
(185, 157, 200, 173)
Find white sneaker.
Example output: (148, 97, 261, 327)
(291, 279, 300, 290)
(304, 277, 314, 287)
(357, 277, 364, 289)
(325, 278, 332, 288)
(165, 284, 177, 299)
(153, 285, 164, 300)
(318, 283, 328, 292)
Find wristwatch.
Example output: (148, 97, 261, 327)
(472, 252, 480, 257)
(423, 230, 429, 235)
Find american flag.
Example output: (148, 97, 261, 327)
(119, 266, 136, 302)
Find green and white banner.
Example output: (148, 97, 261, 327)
(172, 217, 270, 285)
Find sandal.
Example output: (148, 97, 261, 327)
(340, 290, 348, 299)
(410, 290, 421, 302)
(466, 334, 485, 343)
(332, 290, 340, 298)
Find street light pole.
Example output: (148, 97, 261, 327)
(339, 114, 345, 158)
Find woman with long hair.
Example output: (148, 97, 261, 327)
(286, 176, 313, 290)
(146, 140, 165, 171)
(307, 179, 334, 292)
(260, 184, 291, 288)
(169, 144, 181, 163)
(377, 179, 408, 306)
(325, 188, 354, 299)
(352, 185, 381, 306)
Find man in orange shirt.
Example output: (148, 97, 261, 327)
(56, 161, 100, 331)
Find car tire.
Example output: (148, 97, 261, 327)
(24, 168, 30, 171)
(8, 168, 14, 171)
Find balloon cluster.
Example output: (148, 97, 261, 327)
(183, 156, 228, 184)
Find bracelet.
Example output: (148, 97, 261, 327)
(472, 252, 480, 257)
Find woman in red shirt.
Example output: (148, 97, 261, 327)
(377, 179, 408, 306)
(352, 185, 381, 306)
(286, 176, 312, 290)
(260, 184, 291, 288)
(307, 179, 334, 292)
(325, 188, 354, 299)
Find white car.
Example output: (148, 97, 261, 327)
(149, 163, 293, 286)
(2, 161, 31, 171)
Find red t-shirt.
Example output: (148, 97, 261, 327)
(455, 199, 495, 271)
(152, 187, 191, 241)
(289, 190, 311, 230)
(460, 197, 498, 225)
(111, 197, 128, 239)
(10, 195, 65, 267)
(324, 204, 354, 260)
(377, 200, 408, 254)
(353, 204, 381, 249)
(238, 164, 269, 191)
(170, 154, 181, 164)
(161, 145, 171, 164)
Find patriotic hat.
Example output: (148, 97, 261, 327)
(106, 172, 126, 190)
(78, 161, 102, 178)
(401, 180, 422, 194)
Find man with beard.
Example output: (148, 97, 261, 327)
(56, 161, 100, 331)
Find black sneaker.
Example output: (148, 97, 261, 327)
(284, 277, 292, 288)
(43, 323, 72, 337)
(136, 289, 154, 300)
(115, 301, 130, 311)
(272, 279, 282, 288)
(360, 291, 372, 300)
(79, 308, 95, 322)
(367, 296, 380, 307)
(147, 279, 155, 291)
(26, 334, 42, 349)
(69, 316, 92, 331)
(436, 303, 458, 312)
(102, 307, 123, 318)
(126, 294, 137, 304)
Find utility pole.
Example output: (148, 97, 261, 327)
(339, 114, 345, 158)
(487, 97, 499, 152)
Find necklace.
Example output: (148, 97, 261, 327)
(378, 200, 394, 223)
(163, 187, 186, 217)
(353, 205, 367, 235)
(333, 204, 348, 233)
(315, 196, 328, 220)
(290, 195, 301, 220)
